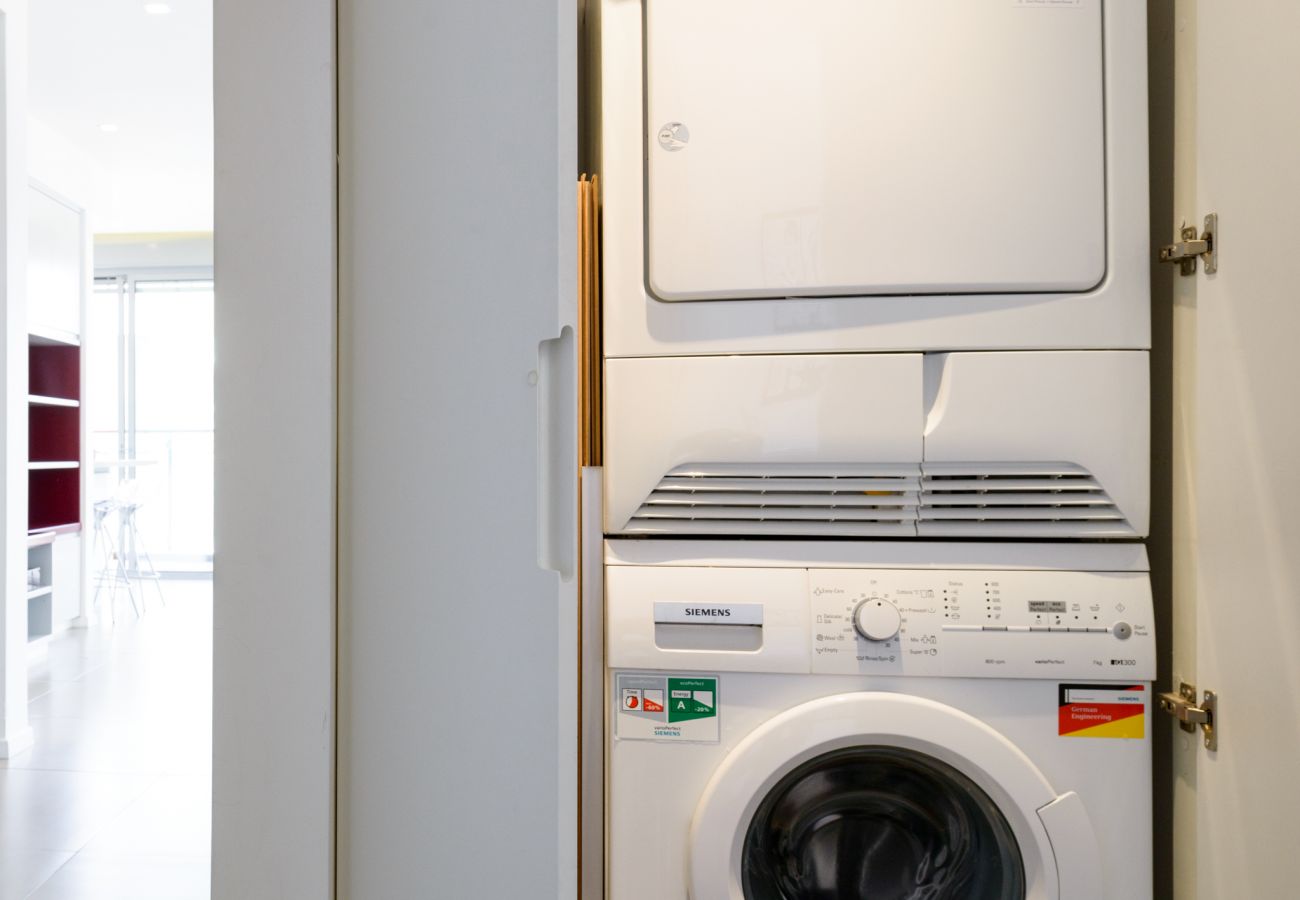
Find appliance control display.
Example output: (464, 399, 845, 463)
(1028, 601, 1068, 614)
(808, 569, 1154, 679)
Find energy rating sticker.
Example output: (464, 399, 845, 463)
(615, 673, 719, 743)
(1059, 684, 1146, 739)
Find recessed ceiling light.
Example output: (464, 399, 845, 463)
(99, 123, 120, 133)
(143, 2, 171, 14)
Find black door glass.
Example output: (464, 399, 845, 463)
(741, 746, 1026, 900)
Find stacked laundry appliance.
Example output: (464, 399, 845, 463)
(598, 1, 1153, 898)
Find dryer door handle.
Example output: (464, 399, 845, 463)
(1037, 791, 1104, 900)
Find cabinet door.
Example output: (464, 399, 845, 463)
(51, 533, 80, 625)
(337, 1, 578, 898)
(27, 184, 83, 336)
(1177, 2, 1300, 897)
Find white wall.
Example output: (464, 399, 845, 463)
(336, 0, 578, 895)
(94, 232, 213, 272)
(211, 0, 335, 895)
(0, 0, 30, 759)
(28, 115, 105, 222)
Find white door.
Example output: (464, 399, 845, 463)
(335, 1, 580, 898)
(1176, 1, 1300, 896)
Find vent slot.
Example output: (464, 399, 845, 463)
(917, 462, 1131, 537)
(627, 464, 919, 537)
(622, 462, 1134, 538)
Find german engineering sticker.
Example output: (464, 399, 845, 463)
(1058, 684, 1146, 739)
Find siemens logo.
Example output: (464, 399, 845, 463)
(654, 602, 765, 626)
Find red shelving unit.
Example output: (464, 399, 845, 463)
(29, 331, 82, 534)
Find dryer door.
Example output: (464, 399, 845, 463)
(689, 692, 1102, 899)
(645, 0, 1106, 301)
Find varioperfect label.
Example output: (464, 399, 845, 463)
(615, 673, 719, 743)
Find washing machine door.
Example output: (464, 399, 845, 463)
(689, 692, 1101, 900)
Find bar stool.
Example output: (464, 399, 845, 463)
(93, 499, 138, 622)
(118, 499, 165, 608)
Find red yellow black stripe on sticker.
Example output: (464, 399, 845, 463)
(1058, 683, 1146, 739)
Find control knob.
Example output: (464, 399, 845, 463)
(853, 598, 902, 642)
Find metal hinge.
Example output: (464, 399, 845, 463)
(1158, 682, 1218, 751)
(1160, 213, 1218, 276)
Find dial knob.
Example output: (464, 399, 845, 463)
(853, 598, 902, 642)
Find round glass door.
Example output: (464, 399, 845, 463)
(741, 746, 1026, 900)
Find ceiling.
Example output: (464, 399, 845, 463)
(29, 0, 213, 234)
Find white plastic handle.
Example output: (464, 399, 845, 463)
(536, 327, 576, 580)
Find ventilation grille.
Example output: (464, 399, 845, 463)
(628, 464, 920, 537)
(624, 462, 1133, 538)
(917, 463, 1130, 537)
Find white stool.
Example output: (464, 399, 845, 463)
(118, 500, 165, 609)
(93, 499, 138, 622)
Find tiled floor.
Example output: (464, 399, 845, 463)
(0, 579, 212, 899)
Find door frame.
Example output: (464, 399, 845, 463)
(0, 0, 30, 760)
(211, 0, 337, 896)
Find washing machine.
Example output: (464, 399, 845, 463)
(606, 540, 1154, 899)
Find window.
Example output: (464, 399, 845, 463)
(91, 273, 214, 569)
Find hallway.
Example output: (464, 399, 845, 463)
(0, 580, 212, 899)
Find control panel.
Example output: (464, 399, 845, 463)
(809, 569, 1154, 679)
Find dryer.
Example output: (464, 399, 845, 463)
(599, 0, 1150, 358)
(598, 0, 1151, 539)
(606, 540, 1155, 899)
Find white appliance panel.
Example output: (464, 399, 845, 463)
(604, 351, 1147, 538)
(923, 351, 1151, 535)
(600, 0, 1150, 357)
(603, 353, 924, 532)
(646, 0, 1106, 301)
(606, 556, 1155, 680)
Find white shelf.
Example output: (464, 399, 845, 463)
(28, 394, 79, 408)
(28, 325, 80, 347)
(28, 461, 79, 470)
(26, 585, 52, 600)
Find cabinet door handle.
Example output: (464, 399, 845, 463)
(536, 327, 576, 580)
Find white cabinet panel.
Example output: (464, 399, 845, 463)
(51, 533, 80, 625)
(27, 185, 82, 337)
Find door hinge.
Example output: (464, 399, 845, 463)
(1158, 682, 1218, 751)
(1160, 213, 1218, 276)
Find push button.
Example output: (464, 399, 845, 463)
(1113, 621, 1133, 640)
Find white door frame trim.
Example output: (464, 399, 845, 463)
(212, 0, 337, 896)
(0, 0, 30, 761)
